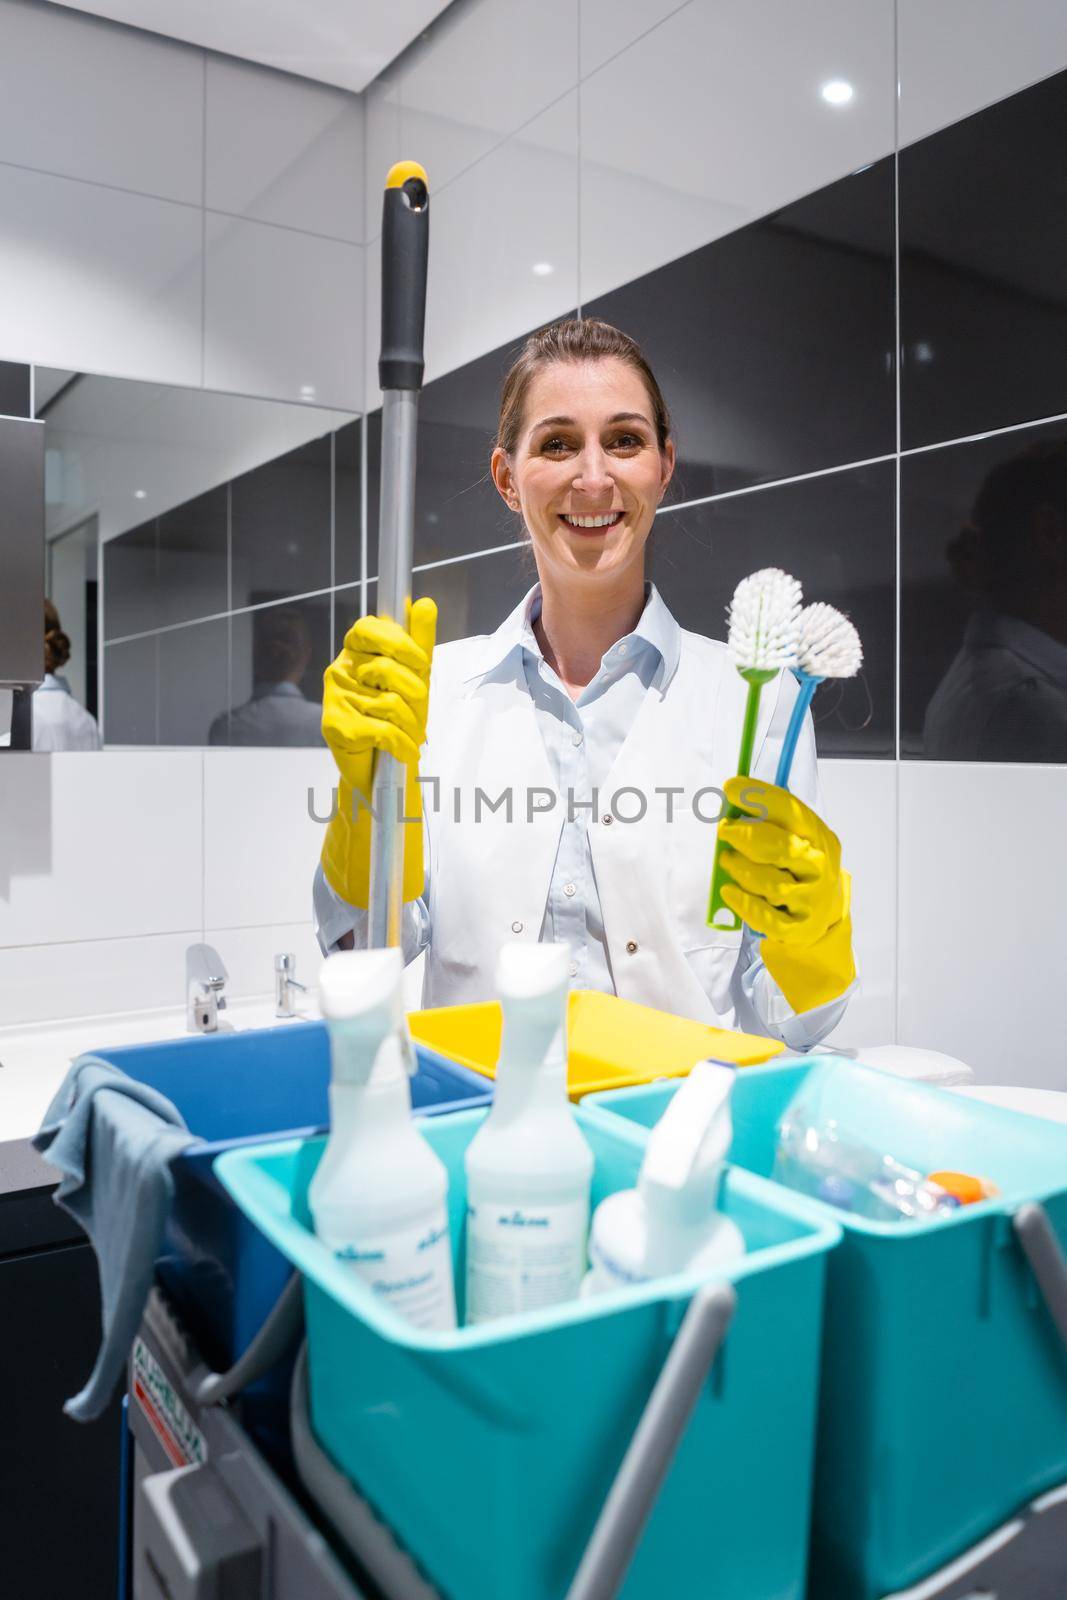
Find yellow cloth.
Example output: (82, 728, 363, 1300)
(320, 598, 436, 909)
(717, 776, 856, 1014)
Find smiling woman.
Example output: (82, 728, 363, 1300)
(314, 316, 857, 1041)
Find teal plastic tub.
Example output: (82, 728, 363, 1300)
(216, 1106, 840, 1600)
(581, 1059, 1067, 1600)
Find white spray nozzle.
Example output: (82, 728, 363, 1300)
(494, 941, 570, 1076)
(319, 948, 407, 1085)
(639, 1060, 736, 1222)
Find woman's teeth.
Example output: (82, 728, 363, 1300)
(562, 513, 622, 528)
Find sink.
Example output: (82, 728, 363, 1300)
(0, 990, 320, 1143)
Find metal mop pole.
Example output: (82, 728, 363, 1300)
(368, 162, 430, 949)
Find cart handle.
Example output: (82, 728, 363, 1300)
(1014, 1203, 1067, 1350)
(193, 1272, 304, 1407)
(566, 1280, 737, 1600)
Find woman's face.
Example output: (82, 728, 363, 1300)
(491, 357, 675, 584)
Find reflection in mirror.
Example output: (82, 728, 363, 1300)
(902, 429, 1067, 761)
(36, 367, 359, 749)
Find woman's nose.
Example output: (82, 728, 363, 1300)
(572, 446, 613, 494)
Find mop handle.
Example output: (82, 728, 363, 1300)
(774, 671, 820, 790)
(369, 163, 430, 950)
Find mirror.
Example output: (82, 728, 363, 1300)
(14, 366, 361, 750)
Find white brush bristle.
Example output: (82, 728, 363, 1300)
(796, 603, 863, 679)
(726, 567, 802, 671)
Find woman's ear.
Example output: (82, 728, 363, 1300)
(490, 446, 520, 512)
(658, 438, 677, 503)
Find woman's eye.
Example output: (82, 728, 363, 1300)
(612, 433, 642, 451)
(541, 436, 571, 454)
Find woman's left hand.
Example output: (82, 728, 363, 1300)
(717, 777, 856, 1013)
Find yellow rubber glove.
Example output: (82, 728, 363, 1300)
(320, 597, 437, 910)
(716, 776, 855, 1014)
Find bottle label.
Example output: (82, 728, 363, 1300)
(465, 1197, 588, 1324)
(321, 1209, 456, 1331)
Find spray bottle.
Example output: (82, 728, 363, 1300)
(464, 942, 594, 1325)
(583, 1061, 745, 1294)
(309, 948, 456, 1331)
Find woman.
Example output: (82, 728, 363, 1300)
(314, 319, 854, 1048)
(32, 601, 101, 752)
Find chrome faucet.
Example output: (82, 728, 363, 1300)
(274, 952, 308, 1018)
(186, 942, 228, 1033)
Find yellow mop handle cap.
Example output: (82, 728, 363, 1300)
(385, 160, 429, 191)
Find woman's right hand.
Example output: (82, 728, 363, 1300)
(322, 598, 437, 787)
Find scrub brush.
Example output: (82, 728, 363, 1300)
(773, 603, 863, 791)
(708, 567, 802, 930)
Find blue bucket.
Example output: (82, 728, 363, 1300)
(98, 1021, 491, 1382)
(580, 1058, 1067, 1599)
(216, 1107, 840, 1600)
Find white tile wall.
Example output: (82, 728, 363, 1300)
(363, 76, 403, 241)
(0, 164, 203, 383)
(898, 763, 1067, 1088)
(202, 747, 337, 930)
(0, 929, 196, 1026)
(578, 0, 686, 79)
(0, 0, 204, 203)
(203, 212, 363, 408)
(206, 54, 365, 242)
(422, 94, 579, 386)
(818, 759, 898, 1048)
(579, 0, 896, 304)
(203, 918, 324, 999)
(898, 0, 1067, 147)
(0, 752, 203, 952)
(378, 0, 580, 203)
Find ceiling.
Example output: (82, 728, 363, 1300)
(45, 0, 456, 94)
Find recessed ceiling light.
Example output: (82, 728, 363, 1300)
(133, 489, 147, 499)
(299, 384, 317, 399)
(532, 261, 555, 277)
(821, 79, 854, 106)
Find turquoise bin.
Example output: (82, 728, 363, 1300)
(216, 1106, 841, 1600)
(581, 1058, 1067, 1600)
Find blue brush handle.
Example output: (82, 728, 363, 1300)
(774, 672, 820, 790)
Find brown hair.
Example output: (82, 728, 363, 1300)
(44, 598, 71, 674)
(496, 318, 672, 456)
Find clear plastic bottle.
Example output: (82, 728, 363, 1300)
(774, 1113, 960, 1223)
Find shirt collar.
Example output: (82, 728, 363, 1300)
(252, 680, 305, 700)
(461, 580, 682, 691)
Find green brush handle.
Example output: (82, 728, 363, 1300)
(708, 670, 775, 930)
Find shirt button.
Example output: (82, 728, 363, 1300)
(569, 962, 578, 978)
(626, 940, 638, 954)
(601, 814, 613, 826)
(572, 731, 583, 747)
(511, 920, 523, 934)
(563, 882, 576, 898)
(616, 642, 629, 657)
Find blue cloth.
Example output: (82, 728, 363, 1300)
(32, 1057, 194, 1422)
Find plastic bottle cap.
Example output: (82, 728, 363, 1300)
(926, 1170, 994, 1206)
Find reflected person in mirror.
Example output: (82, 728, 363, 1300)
(31, 599, 101, 751)
(924, 442, 1067, 760)
(209, 606, 324, 747)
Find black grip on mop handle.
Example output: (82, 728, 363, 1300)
(379, 161, 430, 393)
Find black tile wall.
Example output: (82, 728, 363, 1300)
(900, 69, 1067, 450)
(157, 487, 228, 628)
(413, 548, 534, 645)
(102, 634, 157, 744)
(586, 159, 896, 501)
(900, 422, 1067, 760)
(652, 462, 896, 758)
(159, 617, 230, 746)
(103, 520, 157, 641)
(0, 361, 31, 418)
(231, 432, 332, 608)
(334, 419, 362, 588)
